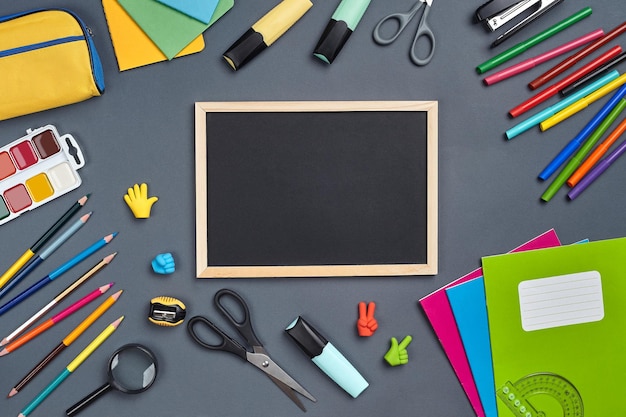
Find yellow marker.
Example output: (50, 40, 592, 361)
(223, 0, 312, 70)
(540, 73, 626, 131)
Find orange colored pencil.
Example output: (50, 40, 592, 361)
(8, 289, 123, 397)
(0, 283, 113, 356)
(567, 117, 626, 187)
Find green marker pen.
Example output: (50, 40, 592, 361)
(313, 0, 371, 64)
(476, 7, 592, 74)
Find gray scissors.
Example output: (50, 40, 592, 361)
(373, 0, 436, 66)
(187, 289, 316, 411)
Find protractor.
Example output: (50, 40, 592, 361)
(497, 373, 583, 417)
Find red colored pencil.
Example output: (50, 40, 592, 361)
(529, 21, 626, 90)
(0, 283, 113, 356)
(510, 45, 623, 117)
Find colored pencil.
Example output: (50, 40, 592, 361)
(568, 120, 626, 200)
(17, 316, 124, 417)
(8, 289, 123, 397)
(561, 51, 626, 96)
(538, 85, 626, 180)
(483, 29, 604, 86)
(541, 98, 626, 201)
(529, 20, 626, 90)
(1, 253, 117, 347)
(509, 45, 622, 117)
(540, 73, 626, 131)
(0, 213, 93, 301)
(0, 283, 113, 356)
(0, 195, 89, 290)
(476, 7, 592, 74)
(0, 233, 118, 317)
(568, 117, 626, 187)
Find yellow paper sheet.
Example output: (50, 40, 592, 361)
(101, 0, 204, 71)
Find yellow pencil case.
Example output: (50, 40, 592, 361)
(0, 9, 105, 121)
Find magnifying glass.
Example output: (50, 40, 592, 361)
(66, 343, 158, 416)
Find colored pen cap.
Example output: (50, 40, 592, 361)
(314, 20, 352, 64)
(313, 0, 371, 64)
(286, 316, 369, 398)
(223, 0, 312, 70)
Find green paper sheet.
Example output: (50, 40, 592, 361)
(482, 237, 626, 416)
(117, 0, 234, 59)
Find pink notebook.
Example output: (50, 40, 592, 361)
(418, 229, 561, 417)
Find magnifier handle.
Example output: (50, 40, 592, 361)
(66, 382, 113, 416)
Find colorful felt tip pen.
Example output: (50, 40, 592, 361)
(541, 98, 626, 202)
(505, 70, 618, 140)
(223, 0, 312, 70)
(540, 72, 626, 131)
(286, 316, 368, 398)
(561, 51, 626, 96)
(313, 0, 371, 64)
(483, 29, 604, 86)
(539, 85, 626, 181)
(509, 45, 622, 118)
(530, 20, 626, 90)
(568, 116, 626, 188)
(568, 119, 626, 200)
(476, 7, 592, 74)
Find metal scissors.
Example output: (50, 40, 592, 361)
(187, 288, 316, 411)
(373, 0, 436, 66)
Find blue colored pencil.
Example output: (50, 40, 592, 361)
(0, 213, 92, 300)
(0, 233, 117, 317)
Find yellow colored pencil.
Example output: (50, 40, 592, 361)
(18, 316, 124, 417)
(8, 290, 123, 397)
(540, 73, 626, 131)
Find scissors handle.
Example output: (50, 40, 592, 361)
(187, 316, 248, 360)
(373, 2, 422, 45)
(214, 288, 262, 348)
(410, 6, 435, 66)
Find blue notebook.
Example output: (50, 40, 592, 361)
(155, 0, 219, 24)
(446, 277, 497, 417)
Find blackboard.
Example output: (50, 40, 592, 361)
(195, 101, 438, 277)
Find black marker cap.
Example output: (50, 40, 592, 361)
(313, 19, 353, 64)
(285, 316, 328, 358)
(223, 28, 268, 71)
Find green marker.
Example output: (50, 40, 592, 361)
(476, 7, 592, 74)
(313, 0, 372, 64)
(541, 98, 626, 202)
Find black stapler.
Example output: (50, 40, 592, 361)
(475, 0, 565, 47)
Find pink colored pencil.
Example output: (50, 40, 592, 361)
(483, 29, 604, 85)
(0, 283, 113, 356)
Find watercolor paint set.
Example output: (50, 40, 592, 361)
(0, 125, 84, 225)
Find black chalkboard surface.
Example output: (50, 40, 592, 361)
(195, 102, 437, 277)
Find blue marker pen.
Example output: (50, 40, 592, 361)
(539, 84, 626, 180)
(505, 70, 619, 140)
(313, 0, 372, 64)
(286, 316, 368, 398)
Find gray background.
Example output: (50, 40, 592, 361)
(0, 0, 624, 416)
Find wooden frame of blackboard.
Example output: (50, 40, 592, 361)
(195, 101, 438, 278)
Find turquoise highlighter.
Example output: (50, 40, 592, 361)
(313, 0, 371, 64)
(286, 316, 369, 398)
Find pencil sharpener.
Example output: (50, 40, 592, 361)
(149, 296, 186, 327)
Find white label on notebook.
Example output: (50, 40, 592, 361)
(518, 271, 604, 331)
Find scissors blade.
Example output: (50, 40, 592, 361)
(250, 346, 307, 411)
(246, 351, 317, 403)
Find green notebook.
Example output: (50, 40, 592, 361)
(117, 0, 234, 59)
(482, 237, 626, 416)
